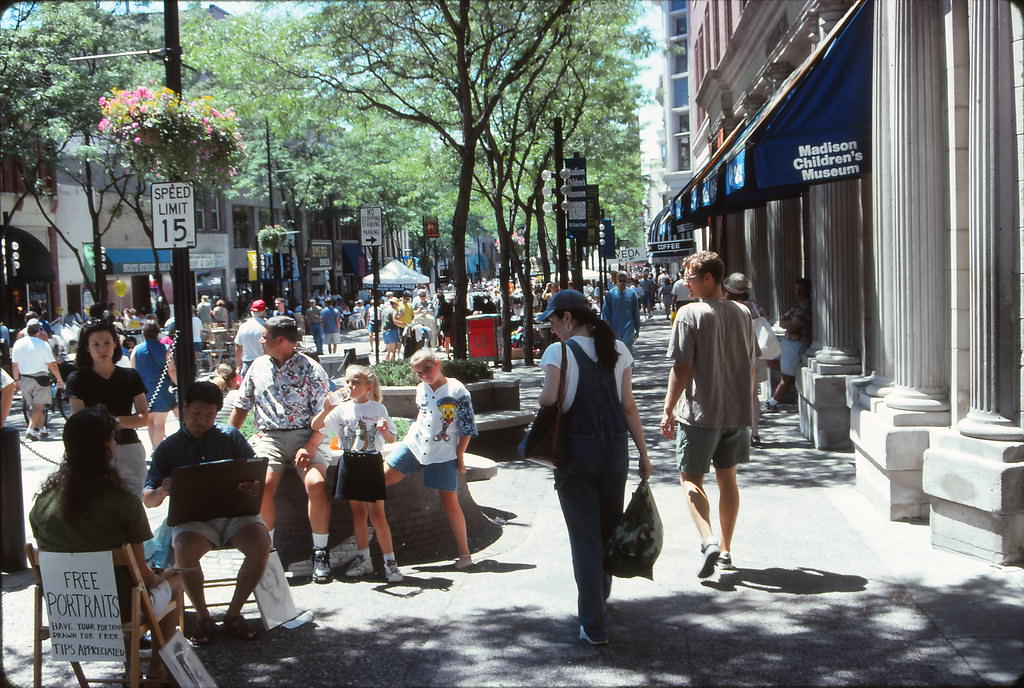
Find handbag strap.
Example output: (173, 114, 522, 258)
(556, 340, 567, 409)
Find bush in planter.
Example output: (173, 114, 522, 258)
(371, 358, 494, 386)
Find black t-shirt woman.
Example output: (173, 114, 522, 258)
(66, 321, 150, 496)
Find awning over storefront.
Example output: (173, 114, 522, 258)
(3, 226, 54, 282)
(673, 0, 871, 224)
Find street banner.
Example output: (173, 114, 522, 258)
(564, 156, 587, 241)
(585, 185, 600, 245)
(247, 250, 258, 281)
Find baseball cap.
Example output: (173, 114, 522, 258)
(26, 318, 40, 327)
(536, 289, 589, 322)
(250, 299, 267, 312)
(402, 290, 413, 298)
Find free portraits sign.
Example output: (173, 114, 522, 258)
(37, 551, 124, 662)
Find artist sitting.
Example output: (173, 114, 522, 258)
(143, 381, 270, 645)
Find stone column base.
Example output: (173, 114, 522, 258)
(797, 359, 859, 450)
(923, 430, 1024, 565)
(849, 385, 950, 521)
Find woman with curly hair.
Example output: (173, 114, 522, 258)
(29, 407, 182, 682)
(66, 320, 150, 496)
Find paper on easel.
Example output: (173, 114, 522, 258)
(254, 550, 298, 630)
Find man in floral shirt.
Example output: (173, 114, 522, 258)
(229, 316, 334, 583)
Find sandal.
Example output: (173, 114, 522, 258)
(187, 615, 217, 646)
(454, 555, 473, 570)
(222, 614, 260, 641)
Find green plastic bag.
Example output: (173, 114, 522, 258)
(604, 479, 663, 580)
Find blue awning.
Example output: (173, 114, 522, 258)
(672, 0, 871, 224)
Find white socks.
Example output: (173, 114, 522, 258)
(312, 533, 329, 549)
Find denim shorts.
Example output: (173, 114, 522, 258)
(386, 444, 458, 492)
(382, 328, 401, 344)
(675, 423, 750, 474)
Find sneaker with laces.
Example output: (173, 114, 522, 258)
(384, 561, 403, 583)
(311, 547, 331, 584)
(344, 554, 374, 578)
(697, 543, 720, 578)
(39, 428, 49, 439)
(25, 428, 39, 441)
(761, 400, 779, 413)
(719, 552, 734, 570)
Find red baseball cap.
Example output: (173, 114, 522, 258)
(250, 299, 267, 312)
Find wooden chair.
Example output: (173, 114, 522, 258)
(26, 543, 183, 688)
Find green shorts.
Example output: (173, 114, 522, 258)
(675, 423, 750, 474)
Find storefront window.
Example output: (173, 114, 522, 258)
(232, 206, 251, 248)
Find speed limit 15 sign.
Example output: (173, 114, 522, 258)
(151, 182, 197, 249)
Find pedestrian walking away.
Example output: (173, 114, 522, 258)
(536, 289, 651, 645)
(660, 251, 758, 578)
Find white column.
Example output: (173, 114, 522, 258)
(743, 206, 771, 310)
(957, 0, 1024, 441)
(766, 198, 803, 323)
(866, 0, 896, 396)
(883, 0, 950, 413)
(808, 179, 862, 366)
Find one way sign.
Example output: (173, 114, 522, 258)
(360, 207, 383, 247)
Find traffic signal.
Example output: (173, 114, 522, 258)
(282, 253, 294, 279)
(6, 239, 20, 278)
(100, 246, 112, 273)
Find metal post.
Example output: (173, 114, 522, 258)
(164, 0, 194, 412)
(0, 427, 26, 572)
(372, 246, 380, 364)
(553, 117, 568, 290)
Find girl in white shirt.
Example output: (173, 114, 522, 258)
(312, 366, 402, 583)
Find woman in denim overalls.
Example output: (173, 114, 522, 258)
(536, 290, 652, 645)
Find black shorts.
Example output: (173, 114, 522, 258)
(334, 451, 387, 502)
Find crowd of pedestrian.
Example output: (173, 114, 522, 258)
(12, 249, 813, 664)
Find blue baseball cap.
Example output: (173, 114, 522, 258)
(536, 289, 588, 322)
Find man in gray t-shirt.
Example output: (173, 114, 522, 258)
(660, 251, 757, 579)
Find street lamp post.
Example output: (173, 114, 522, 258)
(163, 0, 194, 414)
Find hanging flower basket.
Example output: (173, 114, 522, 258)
(98, 86, 245, 188)
(258, 224, 289, 252)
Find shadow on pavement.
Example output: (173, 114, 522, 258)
(701, 567, 868, 594)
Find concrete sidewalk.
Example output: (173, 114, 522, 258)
(3, 316, 1022, 687)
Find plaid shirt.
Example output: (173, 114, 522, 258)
(235, 352, 330, 431)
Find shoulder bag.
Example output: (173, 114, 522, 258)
(753, 316, 781, 360)
(518, 340, 568, 469)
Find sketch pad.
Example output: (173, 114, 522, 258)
(167, 458, 268, 526)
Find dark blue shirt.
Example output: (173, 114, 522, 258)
(145, 422, 255, 489)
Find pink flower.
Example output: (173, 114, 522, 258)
(133, 137, 141, 143)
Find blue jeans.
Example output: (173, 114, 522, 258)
(556, 435, 628, 639)
(310, 324, 324, 354)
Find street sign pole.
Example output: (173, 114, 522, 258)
(163, 0, 194, 413)
(360, 206, 383, 365)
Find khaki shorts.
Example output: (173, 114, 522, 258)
(172, 515, 266, 548)
(20, 376, 51, 407)
(250, 429, 329, 473)
(675, 423, 750, 474)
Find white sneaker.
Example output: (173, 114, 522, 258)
(344, 554, 373, 577)
(25, 428, 39, 441)
(39, 428, 49, 439)
(384, 561, 403, 583)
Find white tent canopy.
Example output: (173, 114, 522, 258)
(361, 259, 430, 290)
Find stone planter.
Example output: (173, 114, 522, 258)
(381, 374, 521, 418)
